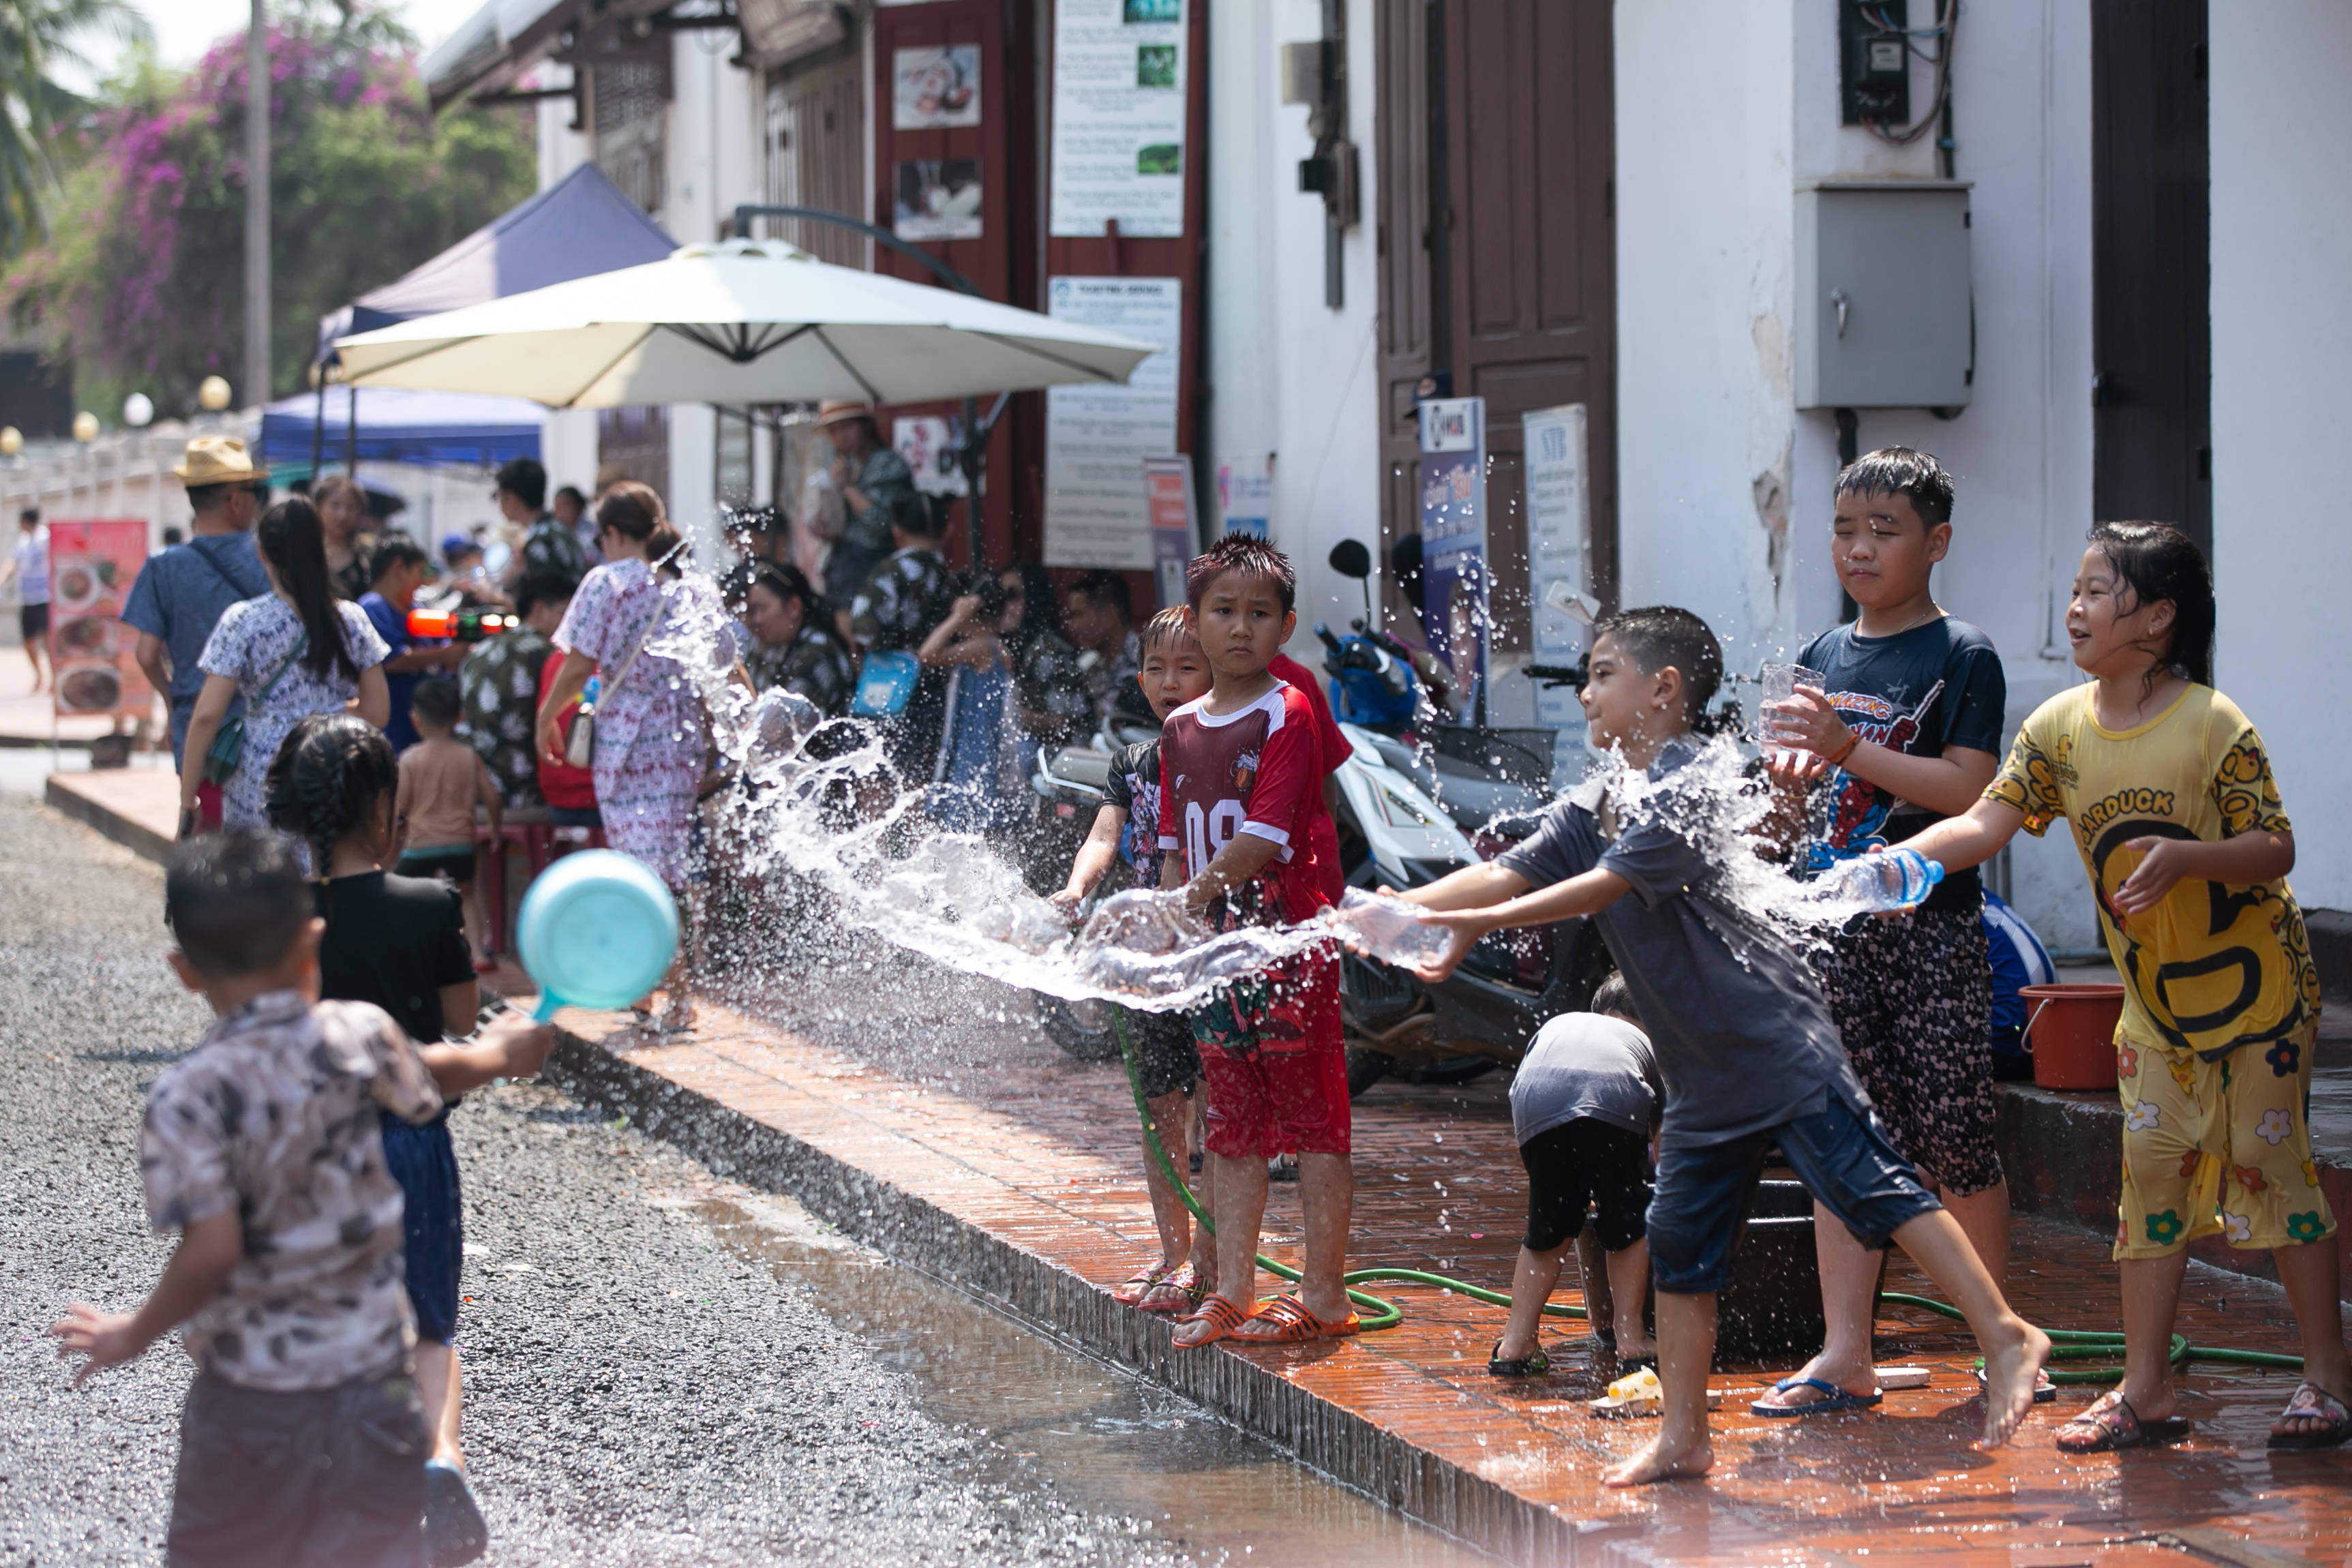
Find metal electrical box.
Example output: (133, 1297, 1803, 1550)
(1795, 181, 1973, 410)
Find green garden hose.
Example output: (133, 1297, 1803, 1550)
(1113, 1006, 1586, 1331)
(1880, 1291, 2304, 1385)
(1116, 1008, 2310, 1380)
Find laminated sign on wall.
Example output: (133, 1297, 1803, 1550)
(1051, 0, 1186, 237)
(1522, 403, 1593, 758)
(1043, 275, 1181, 569)
(1418, 397, 1488, 725)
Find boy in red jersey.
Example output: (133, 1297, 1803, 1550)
(1159, 536, 1355, 1347)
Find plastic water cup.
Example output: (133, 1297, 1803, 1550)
(515, 849, 682, 1021)
(1760, 663, 1826, 756)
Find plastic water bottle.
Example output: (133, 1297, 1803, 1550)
(1329, 887, 1456, 968)
(1820, 848, 1944, 911)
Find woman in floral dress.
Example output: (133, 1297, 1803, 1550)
(536, 483, 738, 1031)
(179, 497, 390, 836)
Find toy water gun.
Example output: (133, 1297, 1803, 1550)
(407, 606, 518, 643)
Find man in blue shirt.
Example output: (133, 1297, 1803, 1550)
(123, 438, 273, 826)
(357, 536, 460, 751)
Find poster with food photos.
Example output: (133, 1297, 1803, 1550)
(46, 519, 153, 719)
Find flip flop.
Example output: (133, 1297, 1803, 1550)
(1111, 1262, 1172, 1307)
(1171, 1295, 1255, 1349)
(1974, 1363, 2057, 1402)
(2268, 1381, 2352, 1451)
(1751, 1376, 1884, 1418)
(1136, 1263, 1207, 1314)
(1487, 1338, 1552, 1378)
(1228, 1293, 1361, 1345)
(2053, 1390, 2190, 1454)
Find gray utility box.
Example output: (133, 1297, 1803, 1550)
(1795, 181, 1972, 410)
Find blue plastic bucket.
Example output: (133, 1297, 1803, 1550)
(515, 849, 680, 1021)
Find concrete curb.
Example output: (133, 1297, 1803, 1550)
(542, 1026, 1595, 1563)
(45, 773, 172, 862)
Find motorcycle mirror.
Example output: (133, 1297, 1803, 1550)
(1327, 540, 1373, 579)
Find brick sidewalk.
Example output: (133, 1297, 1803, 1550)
(539, 990, 2350, 1567)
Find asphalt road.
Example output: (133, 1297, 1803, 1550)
(0, 797, 1188, 1567)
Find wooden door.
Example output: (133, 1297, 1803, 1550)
(2092, 0, 2210, 554)
(1376, 0, 1615, 645)
(762, 55, 866, 269)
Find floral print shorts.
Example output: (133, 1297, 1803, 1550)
(2116, 1028, 2333, 1260)
(1817, 903, 2004, 1198)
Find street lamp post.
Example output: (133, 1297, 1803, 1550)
(244, 2, 271, 412)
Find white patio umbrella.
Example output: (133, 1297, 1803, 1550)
(332, 239, 1157, 406)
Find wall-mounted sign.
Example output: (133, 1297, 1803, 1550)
(1050, 0, 1186, 238)
(1043, 275, 1182, 568)
(1143, 455, 1197, 607)
(893, 158, 982, 241)
(1417, 397, 1487, 724)
(892, 44, 980, 128)
(1522, 402, 1592, 757)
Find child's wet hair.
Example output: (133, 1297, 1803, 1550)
(1140, 605, 1201, 657)
(165, 828, 312, 978)
(1592, 605, 1723, 723)
(1835, 447, 1954, 527)
(1185, 534, 1297, 615)
(2088, 521, 2214, 688)
(1590, 971, 1640, 1025)
(265, 714, 397, 875)
(410, 676, 462, 730)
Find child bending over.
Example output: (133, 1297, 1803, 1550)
(50, 830, 547, 1568)
(1053, 607, 1216, 1313)
(1490, 971, 1659, 1378)
(1890, 522, 2348, 1452)
(1388, 607, 2048, 1485)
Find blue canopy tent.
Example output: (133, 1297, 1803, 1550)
(307, 163, 676, 471)
(260, 386, 548, 474)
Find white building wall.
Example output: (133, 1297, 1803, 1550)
(2210, 3, 2352, 917)
(1205, 0, 1383, 655)
(1616, 0, 2102, 950)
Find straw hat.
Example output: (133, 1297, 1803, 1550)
(172, 436, 269, 485)
(813, 399, 877, 428)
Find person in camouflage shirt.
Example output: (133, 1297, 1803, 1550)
(849, 491, 955, 653)
(1001, 562, 1091, 748)
(495, 457, 587, 589)
(460, 573, 575, 806)
(1066, 569, 1144, 729)
(741, 562, 857, 715)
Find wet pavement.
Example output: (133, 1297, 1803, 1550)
(534, 959, 2352, 1565)
(0, 797, 1485, 1566)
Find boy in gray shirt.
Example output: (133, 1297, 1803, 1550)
(1492, 973, 1661, 1378)
(1381, 606, 2049, 1488)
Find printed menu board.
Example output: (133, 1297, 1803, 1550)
(1050, 0, 1186, 237)
(46, 519, 154, 720)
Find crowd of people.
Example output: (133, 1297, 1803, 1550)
(36, 429, 2352, 1566)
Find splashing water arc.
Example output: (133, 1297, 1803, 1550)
(650, 554, 1895, 1013)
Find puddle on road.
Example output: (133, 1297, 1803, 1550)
(683, 1192, 1496, 1568)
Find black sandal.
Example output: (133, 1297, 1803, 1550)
(2268, 1382, 2352, 1450)
(1487, 1339, 1552, 1378)
(2054, 1390, 2190, 1454)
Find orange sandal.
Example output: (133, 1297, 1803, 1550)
(1172, 1295, 1255, 1348)
(1228, 1293, 1361, 1345)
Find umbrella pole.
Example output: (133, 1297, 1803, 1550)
(960, 395, 983, 571)
(311, 359, 326, 476)
(346, 384, 359, 479)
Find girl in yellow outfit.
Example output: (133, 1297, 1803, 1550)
(1895, 522, 2347, 1453)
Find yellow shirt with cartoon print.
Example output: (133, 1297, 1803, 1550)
(1986, 683, 2319, 1061)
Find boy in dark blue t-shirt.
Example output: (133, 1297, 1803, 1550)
(1757, 447, 2026, 1415)
(1389, 605, 2047, 1486)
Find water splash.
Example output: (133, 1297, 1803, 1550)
(642, 564, 1883, 1014)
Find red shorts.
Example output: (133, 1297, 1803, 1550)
(1194, 944, 1349, 1158)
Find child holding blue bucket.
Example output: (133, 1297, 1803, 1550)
(267, 713, 557, 1561)
(1890, 522, 2350, 1452)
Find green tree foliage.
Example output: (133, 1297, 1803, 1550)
(0, 0, 150, 256)
(5, 2, 534, 418)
